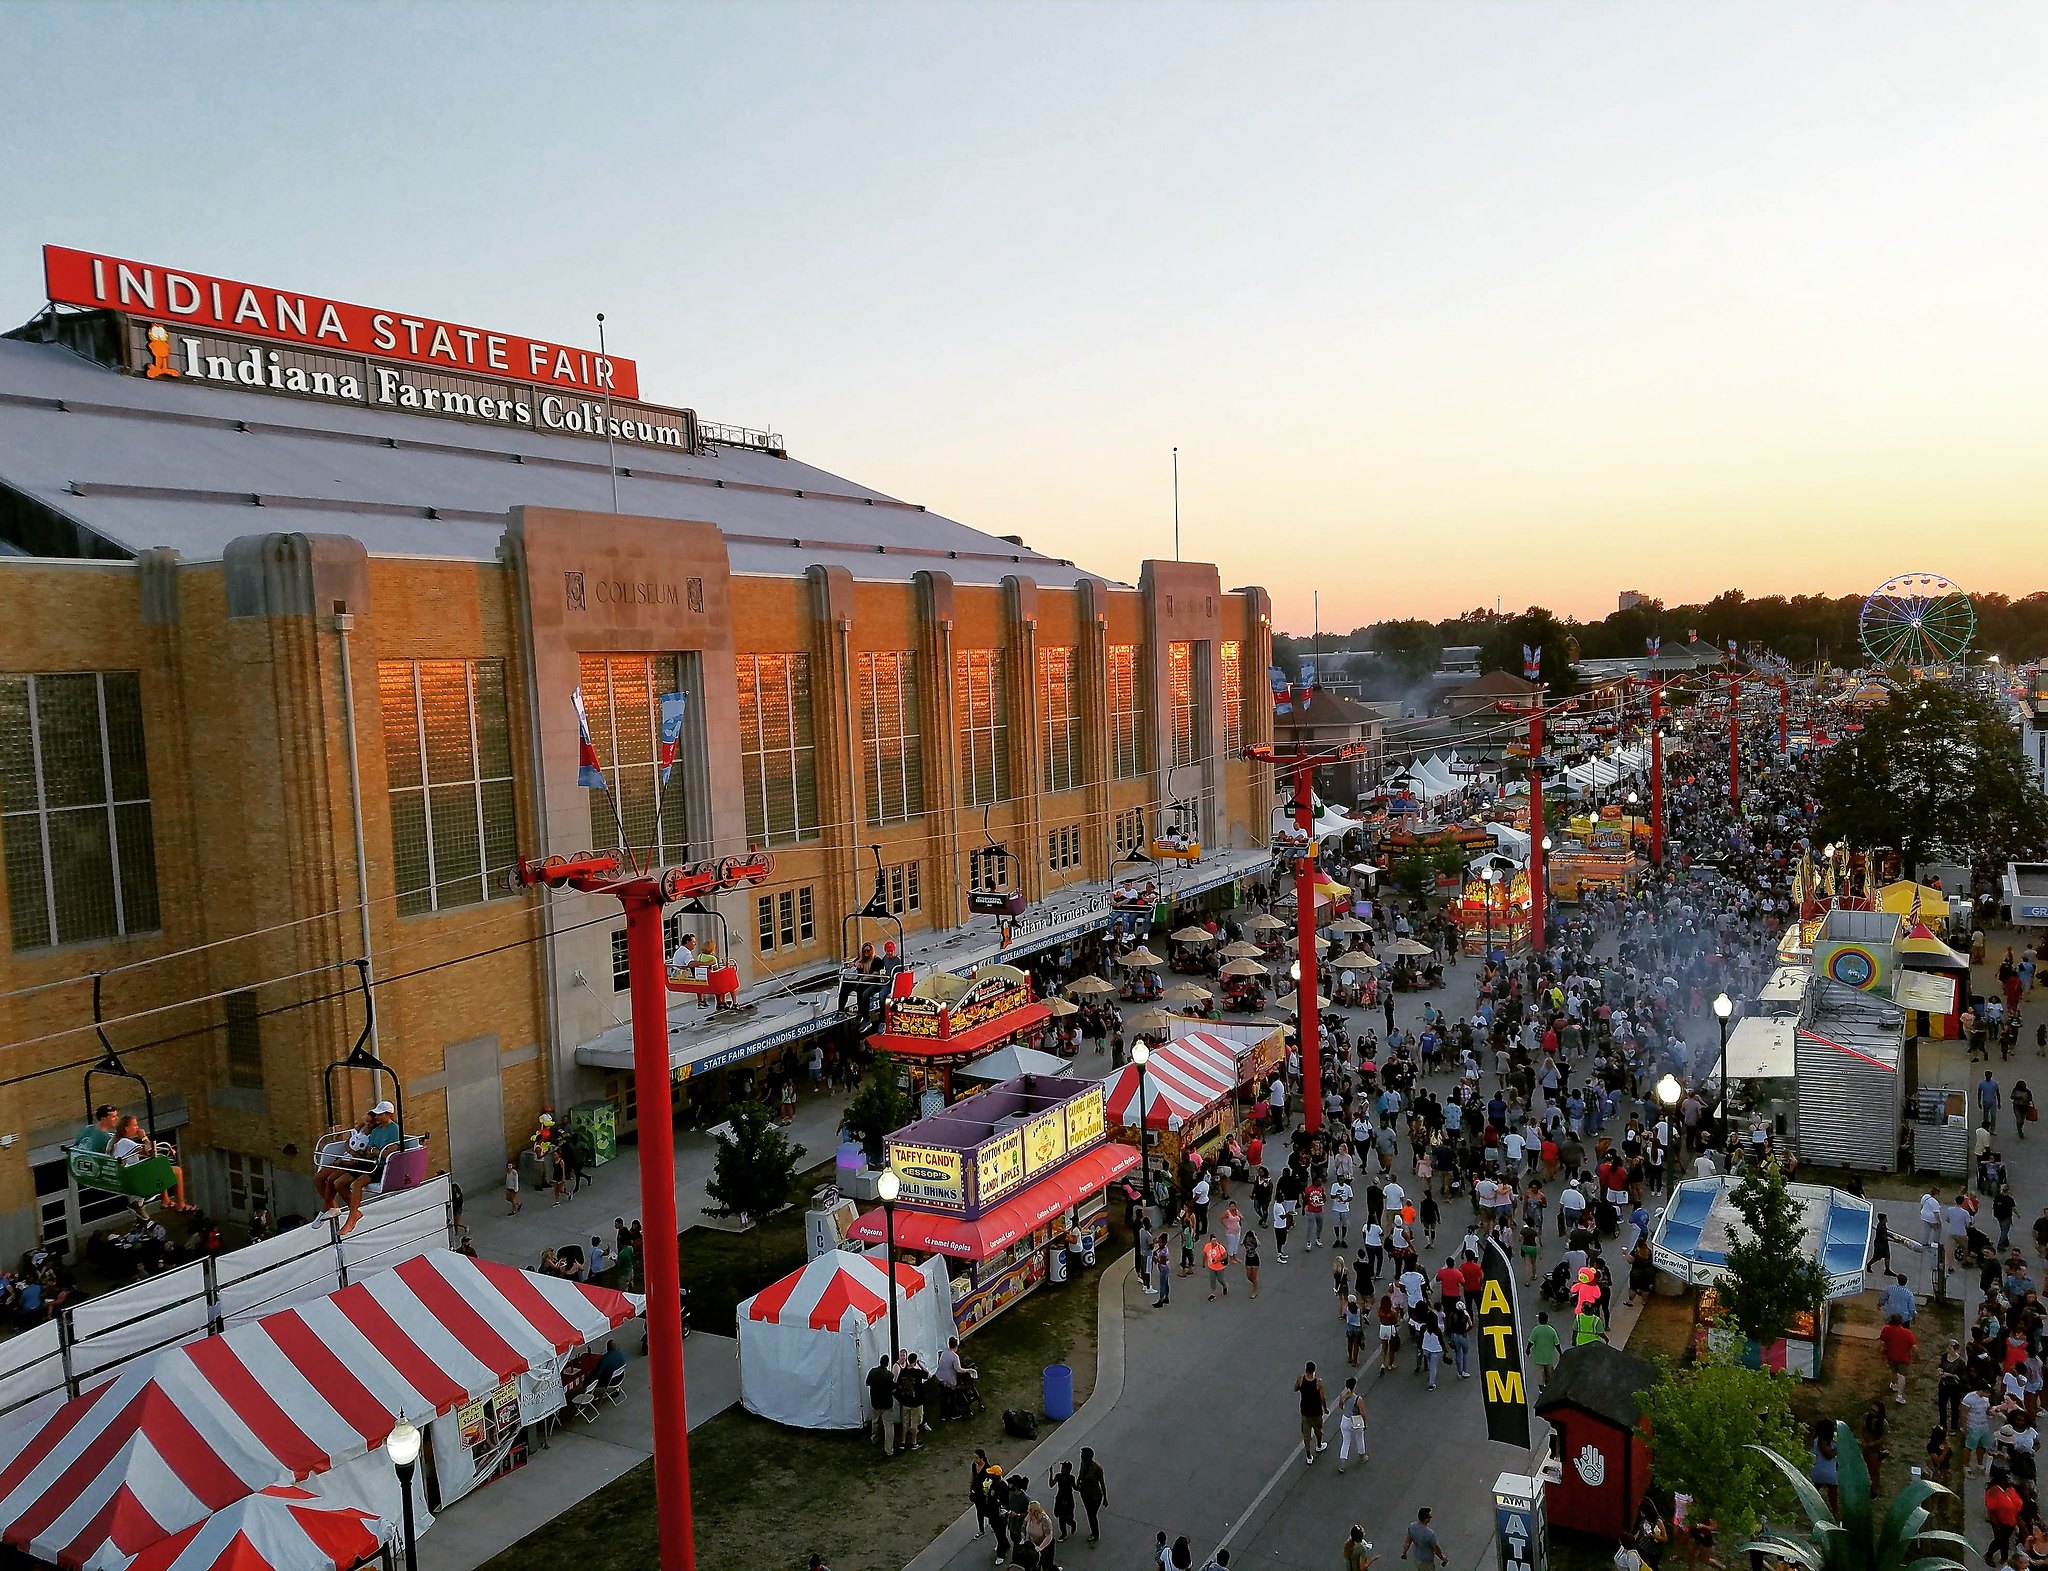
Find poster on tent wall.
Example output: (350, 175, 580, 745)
(429, 1378, 528, 1506)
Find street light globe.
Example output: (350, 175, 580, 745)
(1713, 992, 1733, 1020)
(1627, 791, 1639, 806)
(876, 1169, 901, 1203)
(385, 1414, 422, 1468)
(1131, 1041, 1150, 1067)
(1656, 1073, 1682, 1107)
(1289, 961, 1301, 982)
(1541, 835, 1554, 853)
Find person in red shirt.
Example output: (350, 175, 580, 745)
(1459, 1252, 1486, 1316)
(1985, 1477, 2023, 1564)
(1877, 1314, 1917, 1405)
(1435, 1258, 1466, 1307)
(1303, 1182, 1327, 1250)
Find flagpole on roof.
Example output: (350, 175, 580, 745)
(1172, 446, 1180, 561)
(597, 313, 620, 514)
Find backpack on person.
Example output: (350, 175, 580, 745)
(1003, 1407, 1040, 1439)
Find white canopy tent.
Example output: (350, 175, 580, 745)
(736, 1250, 954, 1430)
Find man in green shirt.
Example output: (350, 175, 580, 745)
(1527, 1311, 1562, 1388)
(73, 1104, 120, 1153)
(1574, 1307, 1606, 1347)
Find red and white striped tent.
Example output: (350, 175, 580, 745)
(1102, 1031, 1241, 1130)
(736, 1250, 955, 1431)
(123, 1486, 386, 1571)
(0, 1252, 639, 1571)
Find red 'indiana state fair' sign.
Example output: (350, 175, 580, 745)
(43, 244, 639, 400)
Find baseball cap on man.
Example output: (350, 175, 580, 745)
(370, 1101, 396, 1115)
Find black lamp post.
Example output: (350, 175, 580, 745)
(1481, 866, 1496, 960)
(385, 1413, 421, 1571)
(876, 1168, 902, 1364)
(1713, 992, 1734, 1150)
(1131, 1041, 1152, 1220)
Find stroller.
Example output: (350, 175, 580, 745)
(1538, 1261, 1573, 1310)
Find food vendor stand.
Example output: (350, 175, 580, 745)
(1649, 1175, 1873, 1380)
(845, 1074, 1135, 1334)
(1452, 866, 1532, 955)
(1102, 1020, 1287, 1173)
(1545, 850, 1639, 902)
(866, 963, 1052, 1103)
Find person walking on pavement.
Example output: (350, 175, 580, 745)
(2014, 1080, 2035, 1139)
(1076, 1448, 1107, 1544)
(1403, 1509, 1449, 1568)
(1528, 1310, 1562, 1389)
(866, 1355, 896, 1456)
(1345, 1526, 1378, 1571)
(1336, 1375, 1369, 1472)
(1980, 1070, 2002, 1133)
(1274, 1193, 1294, 1262)
(1205, 1236, 1230, 1299)
(970, 1452, 1000, 1540)
(1296, 1360, 1330, 1464)
(1053, 1461, 1078, 1543)
(1136, 1217, 1156, 1297)
(1152, 1236, 1173, 1307)
(1244, 1229, 1263, 1298)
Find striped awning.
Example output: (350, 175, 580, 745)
(1102, 1031, 1243, 1130)
(0, 1252, 639, 1571)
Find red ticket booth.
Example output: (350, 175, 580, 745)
(1534, 1343, 1655, 1541)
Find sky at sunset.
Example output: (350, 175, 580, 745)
(5, 2, 2044, 630)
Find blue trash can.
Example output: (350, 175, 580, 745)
(1043, 1362, 1074, 1421)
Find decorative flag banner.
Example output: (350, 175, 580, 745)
(1299, 658, 1317, 691)
(1271, 667, 1293, 715)
(1522, 645, 1542, 682)
(1645, 636, 1660, 657)
(1688, 628, 1699, 643)
(1727, 639, 1738, 658)
(571, 687, 606, 788)
(1478, 1236, 1532, 1447)
(657, 690, 687, 787)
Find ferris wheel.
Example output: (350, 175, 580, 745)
(1858, 572, 1975, 668)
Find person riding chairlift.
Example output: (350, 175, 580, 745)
(113, 1114, 193, 1211)
(314, 1101, 401, 1236)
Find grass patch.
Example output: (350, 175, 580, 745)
(482, 1230, 1120, 1571)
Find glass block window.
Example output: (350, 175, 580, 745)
(1168, 641, 1202, 772)
(611, 928, 631, 992)
(735, 654, 819, 846)
(858, 652, 923, 826)
(225, 988, 263, 1089)
(955, 649, 1008, 808)
(577, 654, 691, 864)
(1039, 647, 1082, 794)
(0, 670, 161, 951)
(1220, 640, 1244, 761)
(1107, 645, 1144, 782)
(380, 660, 518, 916)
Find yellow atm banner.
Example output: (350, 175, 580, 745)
(1478, 1237, 1531, 1448)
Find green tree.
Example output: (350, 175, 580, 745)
(1743, 1419, 1970, 1571)
(703, 1101, 806, 1263)
(1814, 680, 2048, 870)
(1719, 1158, 1828, 1348)
(1391, 844, 1462, 902)
(1637, 1353, 1807, 1546)
(844, 1055, 916, 1165)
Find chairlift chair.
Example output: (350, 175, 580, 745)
(665, 899, 742, 1007)
(62, 974, 178, 1203)
(967, 808, 1027, 917)
(839, 845, 907, 1018)
(311, 961, 430, 1199)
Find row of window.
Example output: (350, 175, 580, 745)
(0, 642, 1245, 950)
(1047, 825, 1082, 872)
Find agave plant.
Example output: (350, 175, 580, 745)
(1742, 1420, 1974, 1571)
